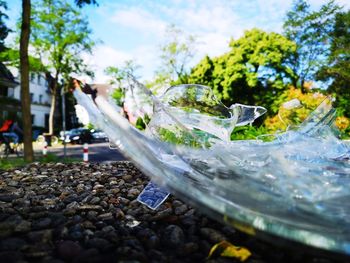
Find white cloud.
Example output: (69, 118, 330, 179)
(84, 0, 350, 84)
(196, 33, 230, 58)
(81, 44, 161, 83)
(110, 7, 167, 37)
(82, 45, 132, 83)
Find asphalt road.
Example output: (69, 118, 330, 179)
(38, 142, 126, 162)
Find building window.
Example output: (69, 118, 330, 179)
(31, 114, 35, 125)
(30, 73, 35, 82)
(3, 110, 8, 120)
(7, 87, 14, 98)
(39, 94, 43, 104)
(30, 93, 34, 103)
(38, 75, 41, 85)
(0, 85, 8, 97)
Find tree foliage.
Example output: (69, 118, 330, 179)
(0, 48, 46, 72)
(105, 60, 141, 105)
(150, 24, 196, 90)
(189, 29, 296, 113)
(0, 0, 10, 53)
(31, 0, 95, 134)
(264, 86, 328, 132)
(31, 0, 95, 80)
(74, 0, 98, 8)
(283, 0, 340, 89)
(317, 10, 350, 117)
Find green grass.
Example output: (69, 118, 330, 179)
(0, 153, 80, 170)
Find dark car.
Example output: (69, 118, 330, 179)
(67, 128, 93, 144)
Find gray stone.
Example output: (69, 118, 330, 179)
(0, 194, 17, 202)
(27, 229, 53, 244)
(174, 204, 188, 215)
(78, 205, 103, 211)
(14, 220, 31, 233)
(66, 201, 79, 210)
(32, 217, 52, 230)
(0, 221, 15, 238)
(57, 240, 82, 261)
(85, 238, 111, 251)
(90, 197, 101, 205)
(162, 225, 185, 247)
(151, 208, 173, 221)
(0, 237, 27, 251)
(97, 213, 113, 221)
(127, 188, 140, 199)
(200, 227, 227, 243)
(102, 225, 115, 232)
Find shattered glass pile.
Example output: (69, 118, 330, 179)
(73, 79, 350, 255)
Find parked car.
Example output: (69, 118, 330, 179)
(91, 129, 109, 142)
(61, 128, 93, 144)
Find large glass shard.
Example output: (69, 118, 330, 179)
(73, 80, 350, 256)
(147, 84, 266, 146)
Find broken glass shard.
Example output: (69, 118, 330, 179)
(73, 78, 350, 256)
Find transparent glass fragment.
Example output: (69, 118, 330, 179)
(73, 80, 350, 256)
(147, 84, 266, 146)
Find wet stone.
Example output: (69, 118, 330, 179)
(151, 207, 173, 221)
(56, 241, 82, 261)
(200, 228, 227, 243)
(90, 197, 100, 205)
(0, 237, 27, 251)
(32, 217, 52, 230)
(14, 220, 31, 233)
(27, 229, 53, 244)
(161, 225, 185, 248)
(85, 238, 112, 251)
(174, 204, 188, 215)
(0, 194, 17, 202)
(97, 212, 113, 221)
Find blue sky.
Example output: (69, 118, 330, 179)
(4, 0, 350, 83)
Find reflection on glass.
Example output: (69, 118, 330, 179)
(73, 78, 350, 256)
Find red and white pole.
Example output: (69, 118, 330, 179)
(43, 141, 48, 157)
(83, 143, 89, 162)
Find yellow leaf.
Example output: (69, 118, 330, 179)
(208, 240, 251, 262)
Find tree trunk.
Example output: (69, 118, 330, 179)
(48, 78, 57, 135)
(20, 0, 33, 162)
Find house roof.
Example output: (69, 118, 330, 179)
(0, 62, 18, 87)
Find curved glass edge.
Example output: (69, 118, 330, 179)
(73, 89, 350, 255)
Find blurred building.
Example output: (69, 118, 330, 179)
(12, 71, 52, 129)
(0, 62, 20, 124)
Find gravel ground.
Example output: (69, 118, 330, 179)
(0, 161, 347, 263)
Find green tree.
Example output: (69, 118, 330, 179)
(105, 60, 141, 120)
(20, 0, 34, 162)
(318, 10, 350, 117)
(74, 0, 98, 8)
(188, 55, 214, 87)
(151, 24, 196, 89)
(0, 48, 46, 72)
(105, 60, 141, 105)
(31, 0, 95, 135)
(283, 0, 340, 90)
(0, 0, 10, 53)
(189, 29, 296, 113)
